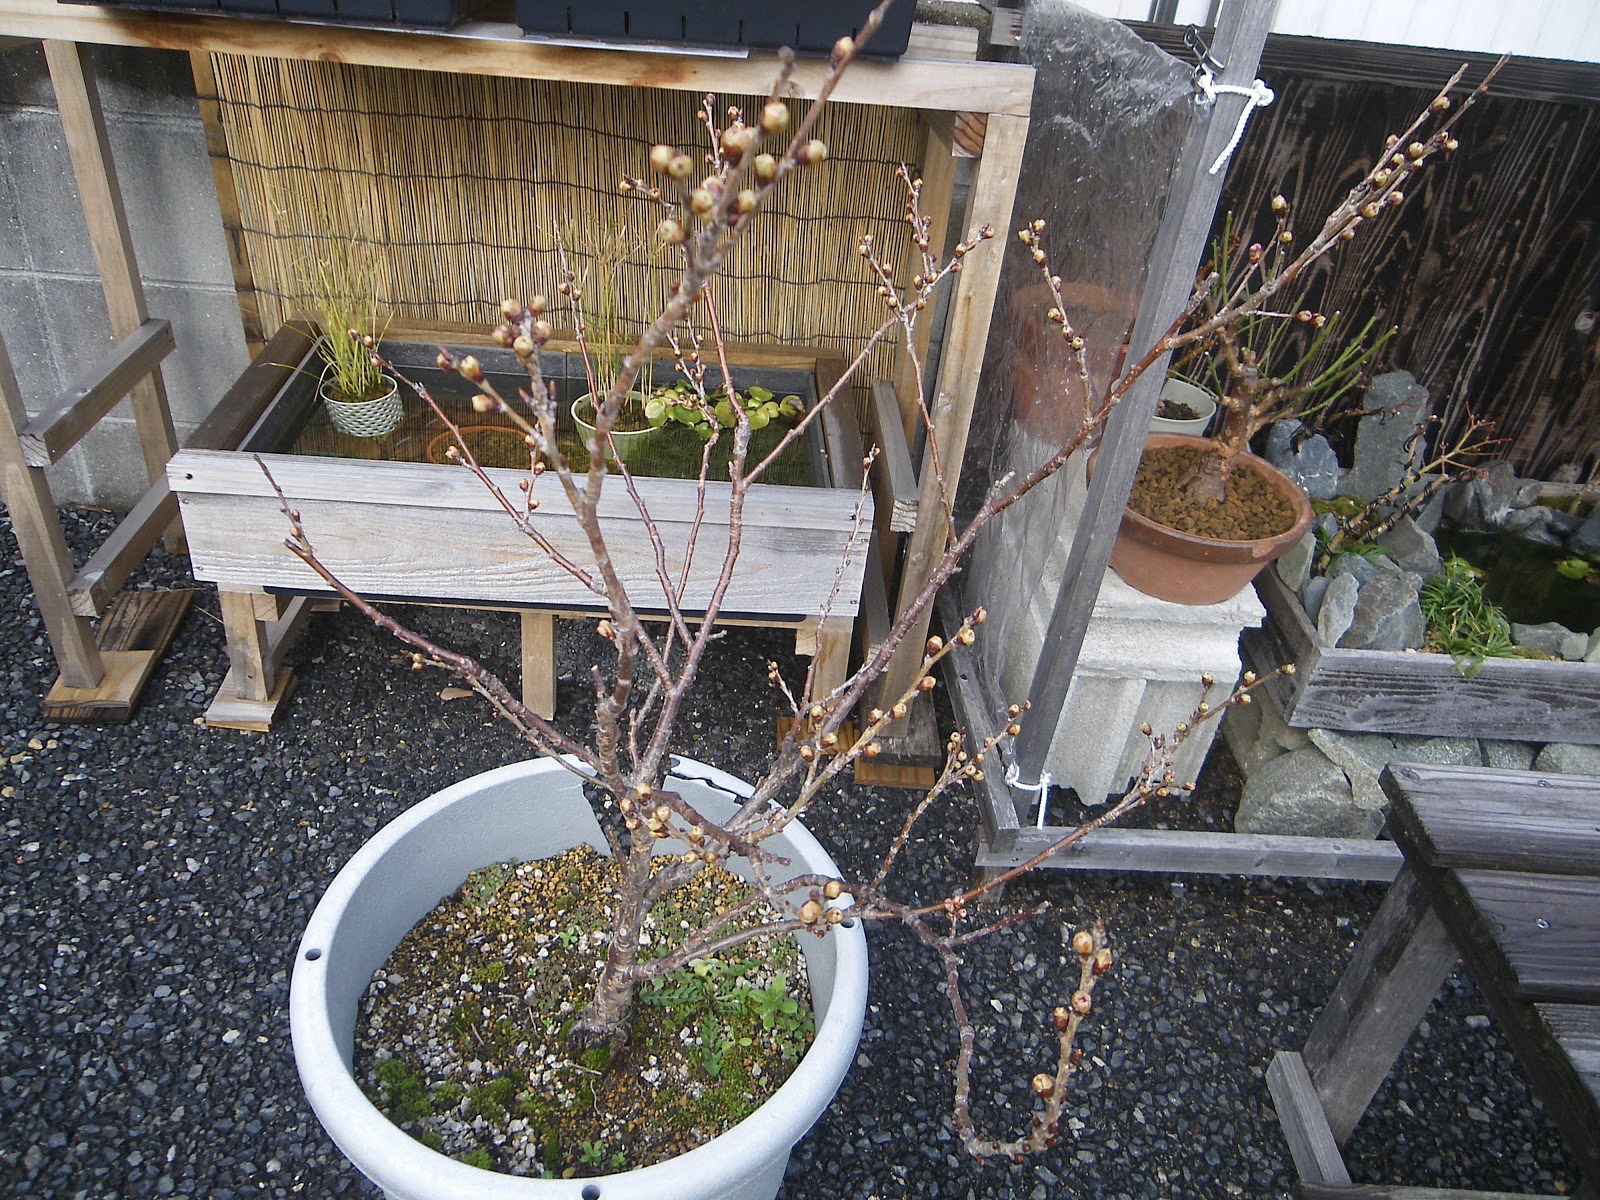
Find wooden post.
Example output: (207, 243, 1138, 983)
(876, 109, 1030, 719)
(520, 610, 557, 719)
(43, 40, 184, 552)
(0, 329, 104, 687)
(1300, 863, 1459, 1144)
(1005, 0, 1280, 797)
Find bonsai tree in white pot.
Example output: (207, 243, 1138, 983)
(268, 13, 1500, 1191)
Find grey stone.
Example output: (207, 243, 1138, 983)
(1547, 509, 1584, 539)
(1501, 505, 1566, 548)
(1570, 509, 1600, 557)
(1317, 572, 1359, 648)
(1314, 511, 1340, 541)
(1413, 488, 1447, 535)
(1389, 735, 1485, 768)
(1534, 742, 1600, 776)
(1511, 621, 1587, 662)
(1445, 462, 1520, 533)
(1330, 551, 1400, 588)
(1482, 740, 1538, 771)
(1587, 630, 1600, 664)
(1300, 575, 1330, 624)
(1308, 728, 1400, 819)
(1275, 529, 1316, 593)
(1376, 516, 1441, 577)
(1224, 687, 1311, 778)
(1264, 419, 1341, 500)
(1235, 747, 1376, 838)
(1339, 571, 1426, 651)
(1344, 371, 1429, 502)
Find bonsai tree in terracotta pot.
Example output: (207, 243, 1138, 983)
(264, 16, 1498, 1192)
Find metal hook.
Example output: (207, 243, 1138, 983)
(1184, 25, 1227, 74)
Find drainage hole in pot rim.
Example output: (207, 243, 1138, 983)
(303, 948, 323, 961)
(582, 1186, 601, 1199)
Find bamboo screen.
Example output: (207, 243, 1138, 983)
(201, 54, 925, 401)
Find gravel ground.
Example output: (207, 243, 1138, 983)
(0, 506, 1580, 1199)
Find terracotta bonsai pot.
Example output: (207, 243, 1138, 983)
(1106, 433, 1314, 606)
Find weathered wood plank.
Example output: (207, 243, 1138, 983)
(519, 610, 556, 719)
(186, 320, 316, 452)
(1246, 568, 1600, 745)
(171, 451, 870, 618)
(2, 0, 1036, 116)
(1445, 869, 1600, 1004)
(43, 39, 182, 553)
(18, 319, 173, 466)
(1382, 762, 1600, 878)
(1539, 1003, 1600, 1113)
(1301, 864, 1460, 1144)
(1296, 1182, 1561, 1199)
(971, 826, 1404, 881)
(42, 649, 160, 723)
(868, 380, 919, 533)
(1266, 1051, 1353, 1187)
(0, 330, 102, 687)
(66, 477, 179, 617)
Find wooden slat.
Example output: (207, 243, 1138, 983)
(1540, 1003, 1600, 1111)
(1446, 869, 1600, 1004)
(868, 380, 918, 533)
(171, 450, 870, 618)
(1382, 763, 1600, 878)
(1301, 864, 1460, 1144)
(42, 649, 161, 722)
(2, 0, 1036, 116)
(1246, 568, 1600, 746)
(877, 108, 1030, 715)
(891, 113, 957, 432)
(42, 40, 181, 532)
(1296, 1183, 1558, 1199)
(66, 476, 179, 617)
(519, 610, 556, 719)
(0, 330, 103, 686)
(972, 826, 1405, 882)
(186, 319, 316, 452)
(1266, 1051, 1353, 1187)
(18, 319, 174, 466)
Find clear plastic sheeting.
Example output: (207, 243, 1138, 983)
(955, 0, 1195, 723)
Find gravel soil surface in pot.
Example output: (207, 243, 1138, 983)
(0, 505, 1580, 1200)
(1127, 443, 1295, 542)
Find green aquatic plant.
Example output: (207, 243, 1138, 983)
(1420, 555, 1521, 676)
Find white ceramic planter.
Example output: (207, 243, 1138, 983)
(571, 394, 658, 463)
(1150, 377, 1217, 436)
(321, 368, 403, 438)
(290, 755, 868, 1200)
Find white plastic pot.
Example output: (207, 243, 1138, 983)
(290, 755, 868, 1200)
(1150, 377, 1217, 436)
(571, 394, 658, 464)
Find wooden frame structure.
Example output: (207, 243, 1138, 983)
(0, 41, 192, 721)
(1269, 762, 1600, 1199)
(0, 0, 1033, 737)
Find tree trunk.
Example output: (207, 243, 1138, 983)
(568, 841, 654, 1049)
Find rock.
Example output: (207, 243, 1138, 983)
(1534, 743, 1600, 776)
(1308, 729, 1400, 821)
(1482, 740, 1538, 771)
(1587, 630, 1600, 664)
(1570, 509, 1600, 557)
(1376, 516, 1441, 576)
(1413, 488, 1446, 535)
(1390, 735, 1484, 768)
(1511, 621, 1587, 661)
(1300, 575, 1330, 624)
(1317, 573, 1359, 647)
(1235, 747, 1377, 838)
(1501, 505, 1566, 547)
(1443, 462, 1519, 533)
(1339, 571, 1426, 651)
(1224, 687, 1310, 777)
(1329, 552, 1400, 588)
(1264, 419, 1341, 500)
(1547, 509, 1584, 539)
(1275, 529, 1316, 593)
(1343, 371, 1429, 502)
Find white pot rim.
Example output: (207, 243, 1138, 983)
(290, 755, 867, 1200)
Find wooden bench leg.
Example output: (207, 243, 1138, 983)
(520, 610, 556, 719)
(796, 616, 853, 704)
(1300, 863, 1460, 1144)
(205, 590, 303, 730)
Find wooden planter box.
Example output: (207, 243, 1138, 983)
(1240, 566, 1600, 746)
(513, 0, 915, 57)
(168, 326, 872, 728)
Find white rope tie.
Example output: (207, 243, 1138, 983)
(1194, 66, 1275, 176)
(1004, 762, 1055, 828)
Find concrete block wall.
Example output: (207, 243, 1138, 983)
(1, 43, 248, 510)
